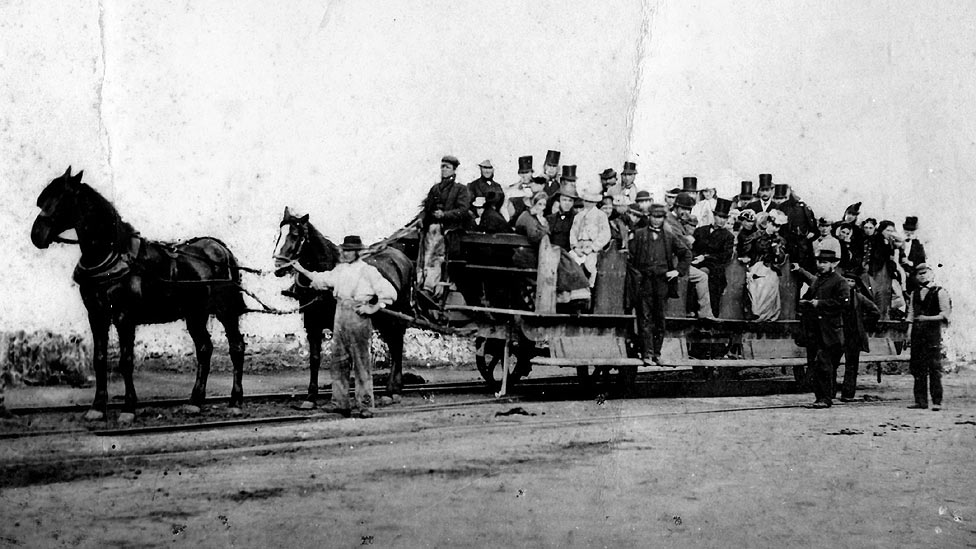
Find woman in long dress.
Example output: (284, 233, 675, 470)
(514, 192, 591, 311)
(742, 210, 788, 321)
(864, 220, 898, 320)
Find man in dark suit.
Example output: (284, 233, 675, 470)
(691, 198, 735, 317)
(773, 183, 818, 273)
(542, 149, 561, 198)
(420, 155, 471, 295)
(629, 203, 692, 364)
(746, 173, 775, 214)
(900, 216, 927, 294)
(798, 248, 850, 408)
(467, 159, 504, 212)
(547, 182, 578, 250)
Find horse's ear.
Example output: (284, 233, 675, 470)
(73, 170, 84, 184)
(63, 166, 72, 178)
(299, 214, 309, 224)
(283, 206, 292, 218)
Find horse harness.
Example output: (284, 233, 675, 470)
(71, 235, 235, 288)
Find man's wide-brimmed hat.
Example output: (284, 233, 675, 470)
(814, 248, 841, 262)
(517, 155, 533, 174)
(561, 165, 577, 181)
(557, 181, 579, 200)
(675, 192, 696, 209)
(544, 149, 561, 166)
(341, 235, 365, 251)
(622, 161, 638, 175)
(713, 198, 733, 217)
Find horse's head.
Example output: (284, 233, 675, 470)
(32, 166, 84, 249)
(273, 206, 310, 276)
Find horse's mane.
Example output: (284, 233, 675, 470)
(303, 219, 340, 272)
(76, 182, 140, 249)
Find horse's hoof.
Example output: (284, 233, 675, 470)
(118, 412, 135, 425)
(378, 396, 394, 407)
(298, 401, 316, 410)
(83, 409, 105, 421)
(228, 407, 243, 417)
(183, 404, 202, 415)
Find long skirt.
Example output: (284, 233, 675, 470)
(747, 262, 781, 321)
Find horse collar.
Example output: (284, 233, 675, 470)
(73, 250, 131, 286)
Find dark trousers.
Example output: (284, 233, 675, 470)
(910, 345, 943, 406)
(636, 274, 669, 359)
(808, 345, 843, 403)
(840, 345, 860, 399)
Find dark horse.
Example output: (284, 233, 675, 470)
(30, 167, 247, 423)
(273, 207, 413, 407)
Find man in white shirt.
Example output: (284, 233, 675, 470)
(292, 235, 397, 418)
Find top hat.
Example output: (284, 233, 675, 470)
(441, 155, 460, 169)
(903, 216, 918, 231)
(478, 159, 493, 169)
(340, 235, 365, 251)
(675, 192, 696, 209)
(561, 165, 577, 181)
(682, 177, 698, 193)
(635, 190, 652, 202)
(544, 150, 561, 166)
(557, 181, 579, 200)
(713, 197, 733, 217)
(814, 248, 841, 262)
(773, 183, 790, 199)
(600, 168, 618, 180)
(739, 180, 754, 199)
(517, 155, 533, 174)
(471, 196, 487, 208)
(758, 173, 773, 189)
(622, 161, 638, 175)
(845, 202, 862, 215)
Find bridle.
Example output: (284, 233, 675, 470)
(273, 219, 307, 266)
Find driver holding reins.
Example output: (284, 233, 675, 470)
(290, 235, 396, 418)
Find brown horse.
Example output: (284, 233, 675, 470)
(273, 207, 413, 407)
(30, 167, 247, 423)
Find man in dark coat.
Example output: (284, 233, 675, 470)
(542, 149, 561, 198)
(467, 159, 504, 212)
(469, 192, 509, 233)
(547, 181, 578, 250)
(420, 155, 471, 295)
(745, 174, 775, 214)
(629, 203, 692, 364)
(798, 248, 850, 408)
(691, 198, 735, 318)
(900, 216, 927, 294)
(907, 263, 951, 410)
(838, 272, 881, 401)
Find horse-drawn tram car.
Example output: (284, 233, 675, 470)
(392, 227, 912, 397)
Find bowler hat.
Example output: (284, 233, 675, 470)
(682, 177, 698, 193)
(600, 168, 618, 180)
(814, 248, 841, 262)
(544, 150, 561, 166)
(340, 235, 365, 251)
(903, 216, 918, 231)
(557, 181, 579, 200)
(441, 155, 460, 169)
(675, 192, 696, 209)
(471, 196, 486, 208)
(635, 190, 652, 202)
(758, 173, 773, 189)
(773, 183, 789, 199)
(713, 197, 733, 217)
(739, 180, 754, 199)
(622, 161, 638, 175)
(478, 159, 493, 169)
(517, 155, 533, 174)
(561, 165, 577, 181)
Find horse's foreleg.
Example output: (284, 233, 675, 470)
(220, 314, 245, 410)
(115, 317, 138, 423)
(185, 314, 213, 408)
(385, 326, 406, 397)
(304, 328, 324, 408)
(85, 313, 111, 421)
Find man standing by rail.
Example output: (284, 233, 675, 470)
(629, 203, 691, 365)
(907, 263, 951, 411)
(798, 248, 850, 408)
(420, 155, 470, 297)
(292, 236, 398, 418)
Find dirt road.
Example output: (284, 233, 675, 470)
(1, 371, 974, 548)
